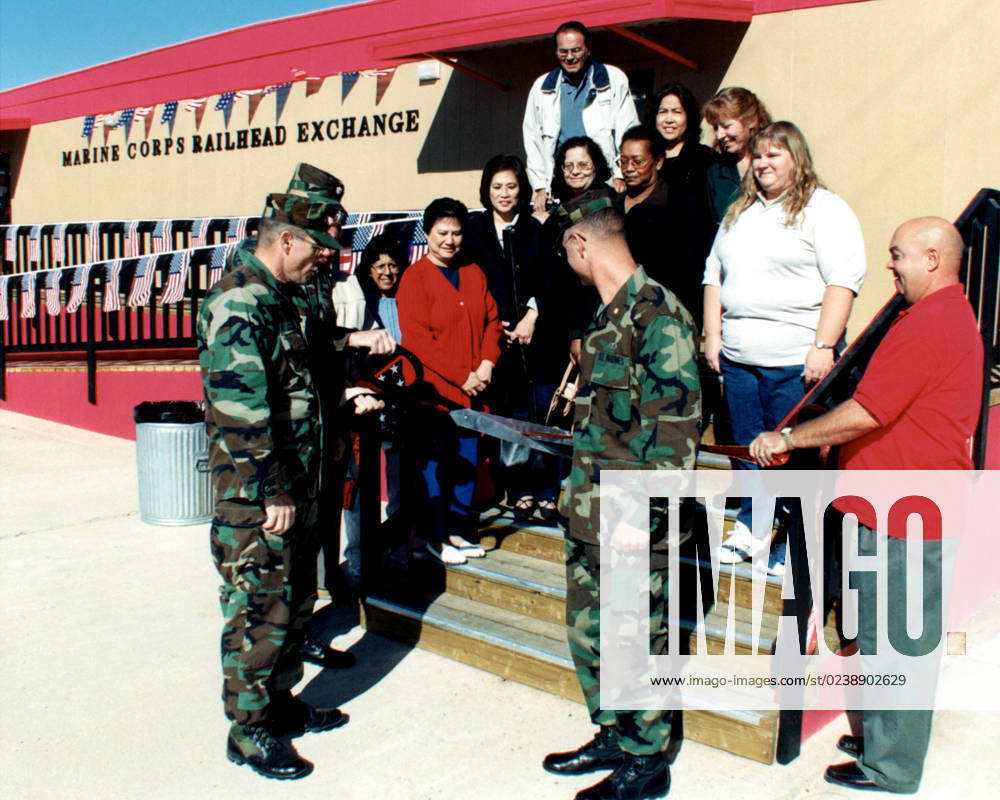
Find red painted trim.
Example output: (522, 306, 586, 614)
(0, 0, 752, 127)
(0, 118, 31, 131)
(753, 0, 873, 13)
(0, 367, 202, 440)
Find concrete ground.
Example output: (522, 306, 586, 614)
(2, 409, 998, 800)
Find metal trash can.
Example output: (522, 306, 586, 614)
(134, 401, 213, 525)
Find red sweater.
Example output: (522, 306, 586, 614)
(397, 257, 502, 408)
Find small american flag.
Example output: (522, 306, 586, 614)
(223, 218, 242, 243)
(409, 225, 429, 264)
(184, 97, 207, 112)
(28, 225, 42, 264)
(66, 265, 93, 313)
(3, 225, 16, 261)
(346, 212, 371, 226)
(214, 92, 236, 111)
(133, 106, 154, 119)
(127, 256, 156, 307)
(103, 260, 124, 311)
(126, 219, 142, 257)
(151, 220, 170, 253)
(88, 222, 102, 263)
(45, 270, 62, 316)
(118, 108, 136, 139)
(159, 251, 191, 305)
(52, 224, 66, 264)
(161, 101, 178, 128)
(20, 272, 37, 318)
(207, 245, 230, 288)
(81, 115, 96, 140)
(0, 275, 10, 321)
(189, 218, 206, 248)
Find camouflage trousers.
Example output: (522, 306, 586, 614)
(210, 498, 320, 725)
(564, 538, 673, 755)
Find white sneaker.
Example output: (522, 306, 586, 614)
(717, 521, 771, 565)
(425, 542, 467, 565)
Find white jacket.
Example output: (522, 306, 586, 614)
(522, 61, 639, 192)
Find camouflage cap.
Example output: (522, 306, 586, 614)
(548, 188, 619, 235)
(287, 162, 346, 207)
(260, 193, 342, 250)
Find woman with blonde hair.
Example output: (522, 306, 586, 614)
(702, 121, 866, 573)
(702, 86, 772, 221)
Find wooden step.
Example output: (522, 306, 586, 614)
(403, 547, 780, 655)
(478, 509, 565, 563)
(361, 592, 780, 763)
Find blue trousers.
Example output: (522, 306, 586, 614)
(720, 356, 806, 529)
(416, 419, 479, 544)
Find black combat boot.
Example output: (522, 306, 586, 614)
(226, 722, 313, 780)
(299, 633, 356, 669)
(270, 692, 349, 736)
(575, 752, 670, 800)
(543, 725, 624, 775)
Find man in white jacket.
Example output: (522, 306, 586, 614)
(522, 20, 639, 213)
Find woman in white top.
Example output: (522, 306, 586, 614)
(703, 121, 866, 572)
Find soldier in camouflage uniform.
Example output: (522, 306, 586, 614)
(229, 165, 394, 669)
(199, 194, 382, 780)
(542, 193, 700, 800)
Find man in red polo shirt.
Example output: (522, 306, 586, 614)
(749, 216, 983, 794)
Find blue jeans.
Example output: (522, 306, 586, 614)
(416, 419, 480, 544)
(720, 356, 806, 530)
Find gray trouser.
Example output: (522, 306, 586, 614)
(854, 524, 944, 794)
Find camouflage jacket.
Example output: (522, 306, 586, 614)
(559, 266, 701, 545)
(197, 251, 321, 503)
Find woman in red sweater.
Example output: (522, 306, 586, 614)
(397, 197, 503, 564)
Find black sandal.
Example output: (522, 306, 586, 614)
(512, 496, 535, 522)
(537, 499, 559, 524)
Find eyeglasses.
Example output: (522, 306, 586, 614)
(295, 236, 326, 255)
(371, 261, 400, 273)
(327, 208, 348, 227)
(562, 161, 594, 174)
(617, 156, 650, 168)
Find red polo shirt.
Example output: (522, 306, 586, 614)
(836, 284, 983, 535)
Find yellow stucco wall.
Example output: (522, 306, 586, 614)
(7, 0, 999, 335)
(713, 0, 1000, 332)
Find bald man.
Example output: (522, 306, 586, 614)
(750, 217, 983, 794)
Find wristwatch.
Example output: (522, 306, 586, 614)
(813, 339, 834, 350)
(780, 426, 795, 450)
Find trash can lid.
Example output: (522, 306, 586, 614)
(134, 401, 204, 424)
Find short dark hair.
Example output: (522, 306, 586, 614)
(646, 82, 702, 148)
(422, 197, 468, 234)
(550, 136, 612, 203)
(479, 154, 532, 215)
(554, 20, 590, 47)
(620, 124, 666, 160)
(357, 232, 409, 296)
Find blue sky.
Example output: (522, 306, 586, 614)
(0, 1, 360, 91)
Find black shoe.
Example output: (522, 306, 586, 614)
(537, 500, 560, 524)
(824, 761, 905, 793)
(543, 726, 624, 776)
(300, 634, 356, 669)
(226, 723, 313, 780)
(575, 753, 670, 799)
(274, 697, 350, 736)
(838, 734, 864, 758)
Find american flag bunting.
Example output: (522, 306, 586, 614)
(126, 219, 142, 257)
(409, 224, 429, 264)
(52, 224, 66, 265)
(161, 101, 178, 134)
(207, 244, 231, 288)
(88, 222, 102, 263)
(127, 256, 156, 307)
(159, 251, 191, 305)
(20, 272, 37, 318)
(81, 115, 96, 142)
(45, 269, 62, 316)
(103, 260, 124, 311)
(151, 220, 170, 253)
(28, 225, 41, 264)
(0, 275, 10, 321)
(66, 265, 93, 313)
(189, 218, 206, 248)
